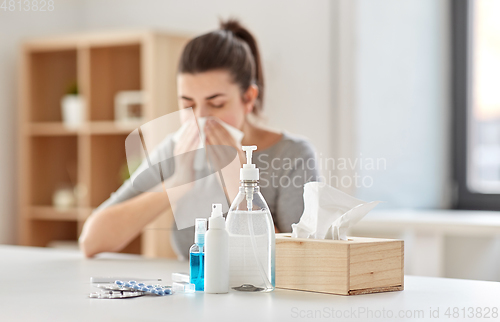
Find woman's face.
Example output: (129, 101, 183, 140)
(177, 70, 255, 129)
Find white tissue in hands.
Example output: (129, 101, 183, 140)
(291, 182, 380, 240)
(172, 117, 244, 148)
(172, 117, 244, 170)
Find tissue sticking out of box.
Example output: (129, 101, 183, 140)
(291, 182, 380, 240)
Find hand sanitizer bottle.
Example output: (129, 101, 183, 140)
(189, 218, 206, 291)
(204, 203, 229, 294)
(226, 146, 275, 292)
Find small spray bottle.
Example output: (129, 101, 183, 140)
(189, 218, 206, 291)
(226, 146, 275, 292)
(204, 204, 229, 294)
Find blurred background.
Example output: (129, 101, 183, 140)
(0, 0, 499, 281)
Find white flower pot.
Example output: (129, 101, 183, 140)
(61, 95, 84, 128)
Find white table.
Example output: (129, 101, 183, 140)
(1, 245, 499, 322)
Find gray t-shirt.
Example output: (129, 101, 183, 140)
(96, 131, 319, 260)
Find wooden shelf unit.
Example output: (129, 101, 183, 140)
(18, 31, 189, 256)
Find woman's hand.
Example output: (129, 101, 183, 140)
(168, 119, 200, 188)
(205, 117, 244, 201)
(205, 118, 245, 166)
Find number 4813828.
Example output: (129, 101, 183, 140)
(1, 0, 55, 11)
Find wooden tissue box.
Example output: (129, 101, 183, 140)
(275, 233, 404, 295)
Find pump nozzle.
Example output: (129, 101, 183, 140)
(211, 204, 223, 218)
(240, 146, 259, 181)
(209, 204, 225, 230)
(194, 218, 207, 245)
(242, 145, 257, 166)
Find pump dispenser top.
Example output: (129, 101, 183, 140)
(209, 204, 225, 230)
(194, 218, 207, 245)
(240, 146, 259, 181)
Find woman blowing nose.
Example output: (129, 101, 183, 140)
(79, 19, 319, 259)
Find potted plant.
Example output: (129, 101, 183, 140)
(61, 81, 84, 129)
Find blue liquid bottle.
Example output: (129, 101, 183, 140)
(189, 218, 206, 291)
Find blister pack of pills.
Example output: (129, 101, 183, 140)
(89, 290, 145, 299)
(89, 280, 172, 299)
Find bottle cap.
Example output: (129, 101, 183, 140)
(194, 218, 207, 244)
(209, 204, 225, 230)
(240, 146, 259, 181)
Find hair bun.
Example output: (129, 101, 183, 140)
(219, 18, 245, 36)
(218, 18, 264, 114)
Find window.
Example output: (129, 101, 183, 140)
(453, 0, 500, 210)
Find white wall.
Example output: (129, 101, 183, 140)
(444, 235, 500, 281)
(354, 0, 451, 209)
(0, 0, 84, 244)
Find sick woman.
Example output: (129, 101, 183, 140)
(79, 19, 319, 259)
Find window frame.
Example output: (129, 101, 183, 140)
(452, 0, 500, 210)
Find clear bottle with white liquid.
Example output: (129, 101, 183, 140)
(226, 146, 275, 292)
